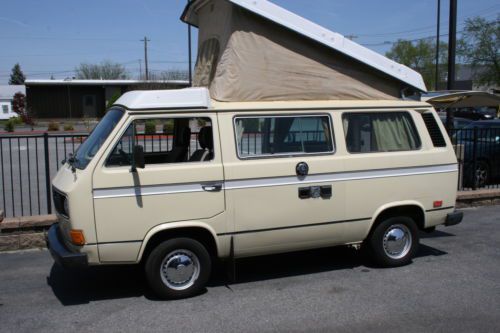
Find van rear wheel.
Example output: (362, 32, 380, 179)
(145, 238, 211, 299)
(365, 216, 419, 267)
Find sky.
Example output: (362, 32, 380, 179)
(0, 0, 498, 83)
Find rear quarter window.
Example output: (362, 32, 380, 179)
(343, 112, 421, 153)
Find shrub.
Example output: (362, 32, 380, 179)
(63, 123, 74, 131)
(197, 118, 207, 128)
(11, 116, 23, 125)
(163, 120, 174, 134)
(4, 119, 15, 132)
(145, 120, 157, 135)
(47, 121, 60, 131)
(106, 92, 122, 109)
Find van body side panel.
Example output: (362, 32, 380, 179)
(341, 109, 459, 232)
(218, 112, 348, 258)
(91, 113, 226, 262)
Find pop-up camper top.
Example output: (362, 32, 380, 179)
(181, 0, 427, 102)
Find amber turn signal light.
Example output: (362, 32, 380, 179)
(70, 229, 86, 246)
(433, 200, 443, 208)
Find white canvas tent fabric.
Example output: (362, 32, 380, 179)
(184, 0, 423, 102)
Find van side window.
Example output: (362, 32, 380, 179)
(234, 115, 334, 158)
(106, 117, 213, 167)
(343, 112, 421, 153)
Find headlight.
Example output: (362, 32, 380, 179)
(63, 197, 70, 217)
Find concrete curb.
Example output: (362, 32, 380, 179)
(456, 189, 500, 208)
(0, 214, 57, 252)
(1, 190, 500, 252)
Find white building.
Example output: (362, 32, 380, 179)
(0, 85, 25, 120)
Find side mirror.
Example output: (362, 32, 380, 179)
(132, 145, 145, 170)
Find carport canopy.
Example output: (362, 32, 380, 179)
(423, 91, 500, 109)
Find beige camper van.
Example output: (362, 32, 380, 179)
(47, 88, 463, 299)
(46, 0, 463, 299)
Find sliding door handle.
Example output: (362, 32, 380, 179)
(202, 184, 223, 192)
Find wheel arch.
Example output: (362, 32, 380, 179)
(367, 201, 426, 237)
(137, 222, 221, 263)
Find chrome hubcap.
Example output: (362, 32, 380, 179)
(382, 224, 412, 259)
(475, 165, 488, 187)
(160, 249, 200, 290)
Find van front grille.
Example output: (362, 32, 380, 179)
(52, 188, 67, 217)
(421, 113, 447, 147)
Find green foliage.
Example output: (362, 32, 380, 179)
(197, 118, 207, 128)
(9, 63, 26, 85)
(10, 116, 23, 125)
(386, 39, 448, 90)
(63, 123, 74, 131)
(145, 120, 157, 135)
(4, 119, 15, 132)
(106, 92, 122, 109)
(47, 122, 60, 131)
(75, 60, 129, 80)
(458, 16, 499, 86)
(163, 120, 174, 134)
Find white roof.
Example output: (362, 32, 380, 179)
(25, 79, 189, 86)
(114, 87, 430, 110)
(114, 88, 211, 110)
(0, 85, 26, 100)
(183, 0, 426, 92)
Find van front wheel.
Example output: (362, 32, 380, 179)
(145, 238, 211, 299)
(365, 216, 419, 267)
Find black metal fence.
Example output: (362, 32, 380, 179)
(0, 133, 88, 218)
(450, 127, 500, 191)
(0, 132, 205, 218)
(1, 128, 500, 217)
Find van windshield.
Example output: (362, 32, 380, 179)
(73, 108, 124, 170)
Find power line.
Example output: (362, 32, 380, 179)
(355, 5, 499, 38)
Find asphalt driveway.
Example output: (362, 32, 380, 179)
(0, 205, 499, 332)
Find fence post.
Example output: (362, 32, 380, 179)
(471, 127, 478, 191)
(44, 133, 52, 214)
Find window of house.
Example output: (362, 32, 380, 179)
(2, 105, 8, 114)
(343, 112, 421, 153)
(106, 117, 213, 167)
(234, 115, 334, 158)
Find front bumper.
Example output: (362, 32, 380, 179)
(46, 224, 88, 269)
(445, 211, 464, 227)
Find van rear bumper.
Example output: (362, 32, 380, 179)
(46, 224, 88, 268)
(445, 211, 463, 227)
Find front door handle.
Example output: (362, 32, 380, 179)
(202, 184, 223, 192)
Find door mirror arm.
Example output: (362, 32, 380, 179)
(131, 145, 145, 172)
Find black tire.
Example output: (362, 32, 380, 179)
(364, 216, 419, 267)
(145, 238, 211, 299)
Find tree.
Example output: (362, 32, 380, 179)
(75, 60, 129, 79)
(386, 39, 448, 90)
(458, 16, 499, 87)
(12, 92, 34, 126)
(9, 63, 26, 85)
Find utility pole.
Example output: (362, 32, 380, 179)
(435, 0, 441, 91)
(138, 59, 142, 80)
(187, 0, 193, 86)
(446, 0, 457, 131)
(141, 36, 150, 81)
